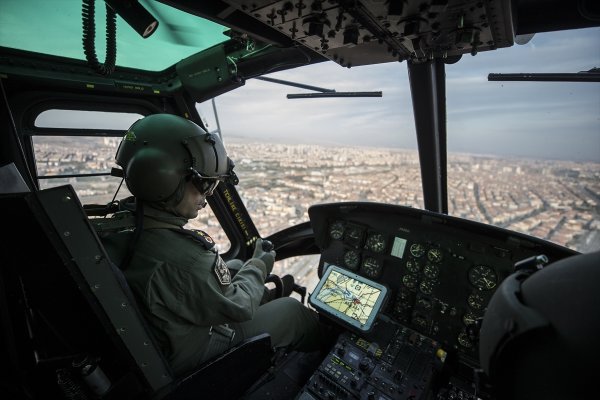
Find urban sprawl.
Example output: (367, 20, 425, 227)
(35, 136, 600, 287)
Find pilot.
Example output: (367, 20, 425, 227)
(100, 113, 324, 376)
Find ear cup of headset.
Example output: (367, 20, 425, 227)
(125, 146, 182, 202)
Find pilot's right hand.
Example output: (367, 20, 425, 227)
(253, 238, 276, 275)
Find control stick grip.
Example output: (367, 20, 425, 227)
(261, 239, 274, 252)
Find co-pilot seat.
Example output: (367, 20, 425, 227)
(10, 184, 274, 399)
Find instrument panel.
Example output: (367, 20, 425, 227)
(309, 202, 576, 365)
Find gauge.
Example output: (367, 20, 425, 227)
(462, 312, 480, 326)
(419, 279, 436, 295)
(402, 274, 418, 289)
(329, 221, 345, 240)
(467, 292, 486, 310)
(458, 332, 473, 348)
(345, 224, 365, 247)
(366, 233, 386, 253)
(423, 263, 440, 279)
(468, 265, 498, 290)
(343, 249, 360, 270)
(409, 243, 425, 258)
(361, 257, 382, 278)
(427, 248, 443, 263)
(406, 259, 421, 273)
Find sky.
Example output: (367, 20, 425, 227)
(199, 27, 600, 163)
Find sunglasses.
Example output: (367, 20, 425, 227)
(188, 168, 223, 196)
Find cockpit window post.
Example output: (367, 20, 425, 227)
(407, 58, 448, 214)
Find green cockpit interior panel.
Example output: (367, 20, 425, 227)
(0, 0, 230, 72)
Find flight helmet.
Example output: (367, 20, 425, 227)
(479, 251, 600, 400)
(115, 113, 238, 203)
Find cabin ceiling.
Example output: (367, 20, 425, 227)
(163, 0, 600, 67)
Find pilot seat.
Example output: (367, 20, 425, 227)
(0, 184, 275, 399)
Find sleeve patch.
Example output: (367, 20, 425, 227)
(213, 256, 232, 286)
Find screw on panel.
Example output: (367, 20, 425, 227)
(290, 21, 298, 39)
(267, 8, 276, 25)
(94, 255, 102, 263)
(117, 327, 126, 334)
(64, 231, 71, 237)
(296, 0, 306, 18)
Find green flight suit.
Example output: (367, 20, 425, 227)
(99, 205, 321, 377)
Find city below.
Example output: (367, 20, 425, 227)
(35, 136, 600, 289)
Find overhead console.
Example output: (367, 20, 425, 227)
(298, 202, 575, 399)
(222, 0, 516, 66)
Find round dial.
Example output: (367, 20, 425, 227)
(468, 265, 498, 290)
(406, 259, 421, 273)
(462, 312, 480, 326)
(343, 250, 360, 270)
(345, 225, 365, 247)
(329, 221, 345, 240)
(467, 292, 486, 310)
(361, 257, 382, 278)
(427, 248, 443, 263)
(366, 233, 386, 253)
(410, 243, 426, 258)
(419, 279, 435, 295)
(402, 274, 418, 289)
(423, 263, 440, 279)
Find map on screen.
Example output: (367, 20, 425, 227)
(310, 265, 388, 331)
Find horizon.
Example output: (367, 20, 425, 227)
(223, 133, 600, 165)
(200, 27, 600, 164)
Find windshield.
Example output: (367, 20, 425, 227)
(199, 27, 600, 253)
(0, 0, 230, 71)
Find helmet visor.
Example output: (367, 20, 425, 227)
(189, 168, 223, 196)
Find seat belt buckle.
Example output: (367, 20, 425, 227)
(209, 324, 236, 344)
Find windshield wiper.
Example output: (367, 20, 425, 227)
(255, 76, 382, 98)
(488, 67, 600, 82)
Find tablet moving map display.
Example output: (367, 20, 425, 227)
(310, 265, 388, 331)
